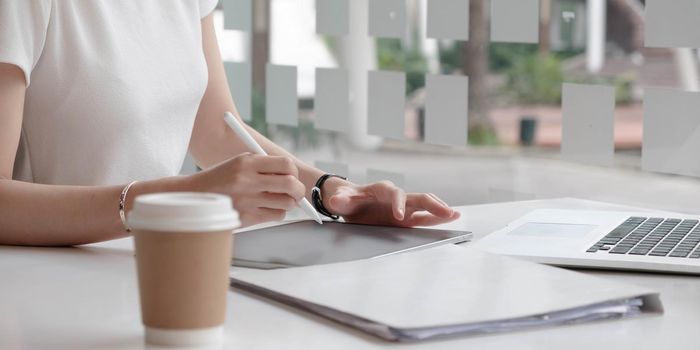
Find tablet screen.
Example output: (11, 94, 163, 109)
(232, 221, 471, 269)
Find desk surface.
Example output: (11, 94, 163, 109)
(1, 198, 698, 350)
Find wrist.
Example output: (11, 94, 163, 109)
(310, 174, 350, 220)
(124, 175, 188, 212)
(320, 176, 352, 206)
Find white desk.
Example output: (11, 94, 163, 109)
(1, 198, 698, 349)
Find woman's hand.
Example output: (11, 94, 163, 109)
(323, 179, 460, 227)
(184, 153, 305, 227)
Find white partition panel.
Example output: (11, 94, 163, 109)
(645, 0, 700, 48)
(266, 64, 299, 127)
(491, 0, 539, 44)
(315, 68, 350, 132)
(316, 0, 349, 36)
(368, 70, 406, 139)
(643, 88, 700, 177)
(369, 0, 407, 39)
(223, 0, 252, 31)
(425, 74, 469, 147)
(427, 0, 469, 41)
(561, 83, 615, 166)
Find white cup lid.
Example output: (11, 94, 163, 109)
(127, 192, 240, 232)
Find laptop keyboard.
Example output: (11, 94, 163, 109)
(587, 217, 700, 258)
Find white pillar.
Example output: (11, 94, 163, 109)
(341, 0, 382, 150)
(419, 0, 440, 74)
(586, 0, 606, 73)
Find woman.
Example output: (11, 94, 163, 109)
(0, 0, 459, 246)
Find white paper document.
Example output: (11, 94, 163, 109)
(230, 245, 662, 342)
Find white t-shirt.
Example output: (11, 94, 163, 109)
(1, 0, 218, 186)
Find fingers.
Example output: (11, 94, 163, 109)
(211, 153, 303, 228)
(239, 208, 287, 227)
(406, 193, 454, 218)
(391, 185, 406, 220)
(427, 193, 449, 208)
(234, 194, 294, 227)
(234, 193, 297, 213)
(256, 174, 306, 200)
(368, 181, 406, 220)
(398, 193, 459, 226)
(244, 155, 305, 200)
(256, 208, 287, 222)
(256, 192, 298, 210)
(401, 211, 461, 227)
(245, 154, 298, 177)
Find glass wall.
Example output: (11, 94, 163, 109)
(212, 0, 700, 214)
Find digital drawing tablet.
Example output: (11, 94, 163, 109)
(232, 221, 472, 269)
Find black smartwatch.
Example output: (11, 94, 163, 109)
(311, 173, 347, 220)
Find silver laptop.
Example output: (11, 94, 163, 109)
(475, 209, 700, 275)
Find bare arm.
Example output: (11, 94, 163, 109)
(0, 63, 187, 246)
(0, 14, 314, 246)
(189, 15, 458, 227)
(189, 15, 327, 199)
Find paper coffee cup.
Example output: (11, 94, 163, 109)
(128, 192, 240, 347)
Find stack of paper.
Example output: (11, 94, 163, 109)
(230, 245, 662, 342)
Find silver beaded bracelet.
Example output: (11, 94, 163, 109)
(119, 181, 138, 232)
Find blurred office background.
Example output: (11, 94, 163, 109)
(183, 0, 700, 214)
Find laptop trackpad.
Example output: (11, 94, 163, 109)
(508, 222, 598, 238)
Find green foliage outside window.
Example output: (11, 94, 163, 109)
(505, 54, 565, 104)
(503, 54, 634, 105)
(377, 38, 428, 95)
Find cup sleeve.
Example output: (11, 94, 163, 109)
(0, 0, 52, 87)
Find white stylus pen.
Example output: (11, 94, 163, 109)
(224, 112, 323, 224)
